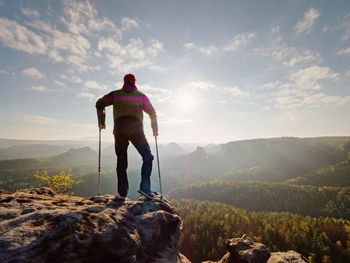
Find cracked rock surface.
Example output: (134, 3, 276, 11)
(0, 187, 190, 263)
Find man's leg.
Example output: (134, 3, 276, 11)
(114, 133, 129, 197)
(129, 132, 154, 194)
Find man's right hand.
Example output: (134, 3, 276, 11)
(97, 109, 106, 130)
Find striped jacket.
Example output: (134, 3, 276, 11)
(95, 85, 157, 133)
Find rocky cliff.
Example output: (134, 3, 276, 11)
(0, 188, 190, 263)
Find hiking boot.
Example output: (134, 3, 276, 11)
(116, 194, 127, 200)
(138, 190, 155, 199)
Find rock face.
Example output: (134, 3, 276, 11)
(202, 235, 308, 263)
(0, 187, 190, 263)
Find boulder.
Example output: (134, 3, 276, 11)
(0, 187, 190, 263)
(202, 234, 270, 263)
(202, 235, 309, 263)
(268, 251, 309, 263)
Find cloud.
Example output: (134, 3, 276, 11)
(61, 0, 97, 35)
(88, 17, 118, 33)
(186, 81, 217, 91)
(224, 32, 256, 51)
(61, 0, 119, 35)
(265, 66, 347, 110)
(121, 17, 139, 31)
(77, 92, 95, 101)
(31, 85, 48, 92)
(138, 83, 173, 103)
(259, 81, 281, 89)
(29, 19, 91, 63)
(98, 36, 124, 54)
(256, 30, 322, 67)
(26, 115, 58, 124)
(189, 81, 247, 96)
(0, 69, 10, 75)
(302, 93, 349, 107)
(222, 86, 248, 96)
(157, 112, 194, 126)
(98, 37, 165, 73)
(0, 16, 94, 71)
(21, 7, 40, 18)
(272, 88, 350, 109)
(83, 80, 106, 90)
(0, 1, 164, 74)
(184, 42, 218, 56)
(22, 67, 46, 79)
(294, 8, 320, 34)
(10, 1, 124, 72)
(147, 40, 165, 56)
(60, 74, 83, 83)
(54, 80, 67, 87)
(290, 66, 338, 90)
(337, 47, 350, 56)
(181, 81, 248, 97)
(0, 18, 47, 55)
(138, 84, 172, 95)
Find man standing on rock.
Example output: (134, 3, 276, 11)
(95, 74, 158, 198)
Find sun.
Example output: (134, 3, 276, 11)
(176, 92, 196, 110)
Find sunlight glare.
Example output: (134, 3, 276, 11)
(176, 92, 196, 110)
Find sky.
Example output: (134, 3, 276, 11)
(0, 0, 349, 144)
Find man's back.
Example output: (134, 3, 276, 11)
(95, 73, 158, 197)
(96, 84, 157, 135)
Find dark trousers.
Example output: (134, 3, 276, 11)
(114, 130, 154, 197)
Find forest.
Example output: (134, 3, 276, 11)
(170, 181, 350, 219)
(174, 199, 350, 263)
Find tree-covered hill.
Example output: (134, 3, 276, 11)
(287, 159, 350, 187)
(174, 199, 350, 263)
(162, 137, 350, 186)
(170, 181, 350, 218)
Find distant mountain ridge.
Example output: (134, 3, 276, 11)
(0, 146, 97, 169)
(50, 147, 97, 166)
(102, 142, 188, 157)
(0, 138, 99, 148)
(0, 144, 69, 160)
(161, 136, 350, 188)
(1, 136, 350, 196)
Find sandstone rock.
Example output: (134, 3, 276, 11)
(0, 187, 190, 263)
(268, 251, 309, 263)
(202, 234, 270, 263)
(202, 235, 309, 263)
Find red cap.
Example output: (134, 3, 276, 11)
(123, 74, 136, 84)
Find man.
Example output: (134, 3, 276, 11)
(95, 74, 158, 198)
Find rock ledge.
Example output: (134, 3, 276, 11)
(0, 187, 190, 263)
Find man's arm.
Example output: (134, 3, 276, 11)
(142, 95, 158, 136)
(95, 92, 114, 129)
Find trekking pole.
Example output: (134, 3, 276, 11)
(154, 135, 163, 199)
(98, 127, 101, 195)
